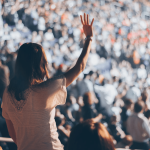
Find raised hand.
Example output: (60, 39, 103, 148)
(80, 13, 94, 37)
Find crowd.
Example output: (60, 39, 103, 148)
(1, 0, 150, 149)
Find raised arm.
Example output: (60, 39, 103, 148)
(64, 13, 94, 87)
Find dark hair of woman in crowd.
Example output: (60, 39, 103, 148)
(8, 43, 49, 101)
(67, 119, 115, 150)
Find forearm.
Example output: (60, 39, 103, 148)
(64, 39, 92, 87)
(75, 39, 92, 72)
(116, 126, 126, 139)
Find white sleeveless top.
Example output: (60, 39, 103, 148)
(1, 75, 67, 150)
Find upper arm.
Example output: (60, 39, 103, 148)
(64, 65, 81, 87)
(5, 119, 16, 144)
(1, 89, 10, 120)
(5, 119, 15, 135)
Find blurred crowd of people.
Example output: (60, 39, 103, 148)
(1, 0, 150, 149)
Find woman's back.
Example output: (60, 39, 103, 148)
(2, 75, 67, 150)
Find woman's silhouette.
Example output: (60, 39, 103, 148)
(1, 13, 94, 150)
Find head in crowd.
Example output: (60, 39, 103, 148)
(83, 92, 94, 106)
(112, 76, 117, 82)
(124, 99, 133, 110)
(101, 78, 106, 86)
(118, 78, 122, 84)
(141, 91, 149, 103)
(8, 43, 49, 101)
(109, 114, 121, 125)
(67, 119, 115, 150)
(83, 73, 89, 79)
(134, 100, 145, 113)
(16, 43, 49, 83)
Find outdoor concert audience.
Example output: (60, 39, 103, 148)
(0, 0, 150, 150)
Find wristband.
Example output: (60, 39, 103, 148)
(85, 36, 93, 41)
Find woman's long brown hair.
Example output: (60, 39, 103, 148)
(67, 119, 115, 150)
(8, 43, 49, 101)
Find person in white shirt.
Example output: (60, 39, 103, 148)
(94, 79, 118, 121)
(77, 74, 94, 96)
(137, 64, 147, 79)
(127, 100, 150, 150)
(125, 85, 141, 103)
(44, 29, 54, 41)
(94, 79, 118, 105)
(16, 20, 24, 31)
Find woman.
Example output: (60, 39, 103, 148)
(1, 13, 94, 150)
(67, 119, 115, 150)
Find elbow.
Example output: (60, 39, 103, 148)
(79, 62, 86, 72)
(75, 59, 86, 73)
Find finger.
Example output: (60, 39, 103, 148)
(80, 15, 84, 25)
(87, 14, 89, 25)
(84, 13, 87, 25)
(91, 18, 94, 26)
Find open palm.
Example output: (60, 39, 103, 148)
(80, 13, 94, 37)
